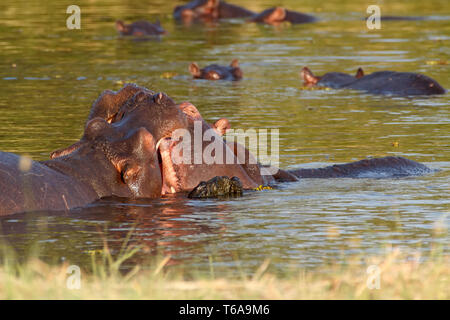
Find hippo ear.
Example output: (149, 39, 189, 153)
(83, 117, 113, 140)
(115, 20, 126, 32)
(179, 102, 202, 121)
(50, 141, 84, 159)
(51, 118, 113, 159)
(230, 59, 239, 68)
(213, 118, 231, 136)
(355, 67, 364, 79)
(207, 0, 220, 7)
(112, 128, 162, 198)
(88, 84, 142, 123)
(50, 117, 113, 159)
(189, 62, 201, 78)
(266, 7, 286, 23)
(300, 67, 319, 85)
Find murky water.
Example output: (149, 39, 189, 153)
(0, 0, 448, 274)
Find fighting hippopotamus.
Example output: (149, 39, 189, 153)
(115, 20, 166, 36)
(301, 67, 446, 96)
(51, 85, 260, 194)
(54, 84, 432, 187)
(0, 109, 167, 215)
(174, 0, 254, 23)
(189, 59, 243, 80)
(1, 84, 434, 215)
(248, 7, 316, 25)
(0, 86, 189, 216)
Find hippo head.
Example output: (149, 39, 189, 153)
(108, 89, 257, 193)
(115, 20, 167, 36)
(51, 84, 258, 196)
(50, 85, 186, 196)
(64, 116, 163, 199)
(155, 101, 259, 193)
(174, 0, 220, 22)
(300, 67, 364, 87)
(249, 7, 287, 25)
(189, 59, 243, 80)
(115, 20, 131, 35)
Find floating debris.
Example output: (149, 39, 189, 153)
(426, 60, 448, 65)
(161, 72, 178, 79)
(254, 185, 273, 191)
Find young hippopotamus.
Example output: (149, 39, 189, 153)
(173, 0, 254, 23)
(301, 67, 446, 96)
(115, 20, 167, 36)
(189, 59, 243, 80)
(249, 7, 316, 25)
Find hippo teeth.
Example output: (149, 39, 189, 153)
(156, 137, 179, 195)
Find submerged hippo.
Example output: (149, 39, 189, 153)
(1, 84, 434, 215)
(173, 0, 254, 22)
(189, 59, 243, 80)
(301, 67, 446, 96)
(249, 7, 316, 25)
(115, 20, 166, 36)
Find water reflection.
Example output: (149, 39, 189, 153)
(0, 0, 448, 273)
(0, 195, 231, 268)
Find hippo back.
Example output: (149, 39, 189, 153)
(0, 151, 96, 215)
(347, 71, 446, 95)
(284, 9, 317, 24)
(318, 72, 359, 89)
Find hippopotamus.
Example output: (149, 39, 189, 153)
(300, 67, 446, 96)
(50, 85, 260, 194)
(115, 20, 166, 36)
(0, 86, 191, 216)
(189, 59, 242, 80)
(0, 114, 165, 216)
(173, 0, 254, 23)
(78, 85, 434, 186)
(2, 84, 434, 215)
(249, 7, 316, 25)
(376, 16, 426, 21)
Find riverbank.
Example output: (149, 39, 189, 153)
(1, 246, 447, 299)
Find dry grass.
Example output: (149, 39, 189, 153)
(0, 245, 448, 300)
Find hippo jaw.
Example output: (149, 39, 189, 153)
(156, 137, 181, 195)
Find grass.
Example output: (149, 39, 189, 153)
(0, 241, 448, 299)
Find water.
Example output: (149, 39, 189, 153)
(0, 0, 448, 274)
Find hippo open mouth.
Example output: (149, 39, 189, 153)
(156, 136, 181, 195)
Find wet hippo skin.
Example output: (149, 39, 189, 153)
(115, 20, 167, 36)
(174, 0, 254, 22)
(2, 84, 435, 215)
(249, 7, 317, 25)
(0, 116, 163, 215)
(301, 67, 446, 96)
(189, 59, 243, 80)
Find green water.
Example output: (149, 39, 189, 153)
(0, 0, 448, 273)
